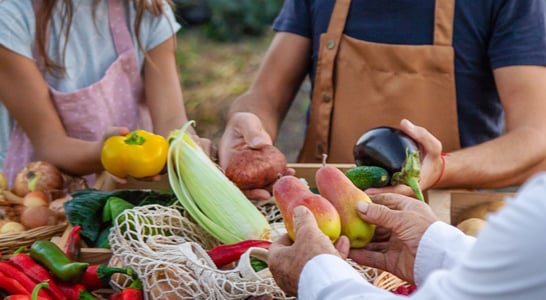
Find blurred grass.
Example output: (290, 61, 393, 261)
(175, 28, 274, 144)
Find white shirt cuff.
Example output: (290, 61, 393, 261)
(299, 254, 369, 299)
(414, 221, 476, 286)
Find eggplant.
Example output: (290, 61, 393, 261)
(353, 127, 424, 201)
(353, 126, 418, 175)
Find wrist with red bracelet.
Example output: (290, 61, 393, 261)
(431, 153, 448, 188)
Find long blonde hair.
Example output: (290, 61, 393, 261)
(34, 0, 174, 76)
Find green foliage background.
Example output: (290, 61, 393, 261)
(204, 0, 284, 42)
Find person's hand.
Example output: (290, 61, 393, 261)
(219, 112, 273, 167)
(99, 127, 132, 184)
(348, 193, 438, 283)
(218, 112, 277, 200)
(365, 119, 445, 197)
(268, 206, 351, 296)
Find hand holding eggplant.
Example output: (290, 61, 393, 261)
(355, 119, 444, 199)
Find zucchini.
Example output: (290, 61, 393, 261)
(345, 166, 390, 190)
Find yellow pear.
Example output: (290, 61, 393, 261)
(316, 166, 376, 248)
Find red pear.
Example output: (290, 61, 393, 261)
(273, 175, 341, 242)
(316, 166, 376, 248)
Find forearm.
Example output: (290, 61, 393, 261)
(440, 127, 546, 189)
(439, 66, 546, 189)
(228, 91, 288, 142)
(0, 47, 103, 176)
(144, 35, 189, 138)
(227, 32, 311, 142)
(32, 136, 104, 176)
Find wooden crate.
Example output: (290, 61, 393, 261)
(427, 189, 514, 225)
(53, 225, 113, 265)
(96, 163, 356, 191)
(97, 163, 515, 225)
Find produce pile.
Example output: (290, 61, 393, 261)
(0, 123, 428, 299)
(0, 161, 75, 243)
(0, 228, 142, 300)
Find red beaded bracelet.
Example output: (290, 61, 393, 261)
(431, 152, 448, 188)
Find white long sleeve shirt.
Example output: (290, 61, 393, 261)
(299, 172, 546, 299)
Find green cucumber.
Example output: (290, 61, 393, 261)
(345, 166, 390, 190)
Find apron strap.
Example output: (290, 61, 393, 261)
(32, 0, 135, 69)
(302, 0, 352, 158)
(326, 0, 351, 37)
(318, 0, 351, 116)
(31, 0, 49, 73)
(107, 0, 134, 55)
(433, 0, 455, 46)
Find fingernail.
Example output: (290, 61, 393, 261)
(402, 119, 414, 129)
(357, 201, 369, 214)
(250, 137, 264, 147)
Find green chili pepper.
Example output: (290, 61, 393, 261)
(102, 196, 135, 223)
(29, 240, 89, 283)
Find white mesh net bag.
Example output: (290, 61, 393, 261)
(109, 203, 379, 299)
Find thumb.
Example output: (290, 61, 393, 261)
(293, 206, 318, 238)
(235, 113, 273, 148)
(356, 201, 398, 229)
(103, 126, 130, 140)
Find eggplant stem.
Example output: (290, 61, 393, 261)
(406, 177, 424, 202)
(391, 148, 425, 201)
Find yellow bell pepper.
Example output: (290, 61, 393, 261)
(101, 130, 169, 178)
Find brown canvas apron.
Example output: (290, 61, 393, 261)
(298, 0, 460, 163)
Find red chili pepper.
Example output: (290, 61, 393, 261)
(4, 281, 50, 300)
(80, 264, 133, 291)
(206, 240, 272, 268)
(0, 261, 51, 299)
(56, 282, 97, 300)
(120, 279, 142, 300)
(9, 253, 67, 300)
(63, 225, 82, 261)
(0, 273, 29, 296)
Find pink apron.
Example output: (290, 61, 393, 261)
(3, 0, 151, 187)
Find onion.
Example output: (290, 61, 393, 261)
(0, 221, 26, 234)
(23, 191, 51, 208)
(49, 195, 72, 221)
(13, 161, 64, 197)
(20, 206, 59, 229)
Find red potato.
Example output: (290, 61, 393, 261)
(225, 145, 289, 190)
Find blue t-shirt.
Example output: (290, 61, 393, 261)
(273, 0, 546, 147)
